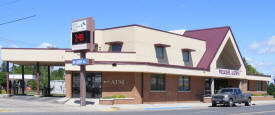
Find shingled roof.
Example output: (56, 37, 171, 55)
(183, 26, 231, 70)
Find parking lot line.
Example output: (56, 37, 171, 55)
(0, 110, 13, 112)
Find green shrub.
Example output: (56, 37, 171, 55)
(272, 92, 275, 98)
(1, 90, 6, 94)
(0, 87, 2, 94)
(102, 96, 112, 99)
(118, 94, 126, 98)
(111, 95, 117, 98)
(251, 93, 268, 96)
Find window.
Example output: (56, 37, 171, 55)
(256, 81, 263, 91)
(151, 74, 165, 91)
(111, 44, 122, 52)
(183, 51, 190, 62)
(178, 76, 190, 91)
(156, 46, 164, 59)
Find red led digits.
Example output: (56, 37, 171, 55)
(74, 33, 85, 43)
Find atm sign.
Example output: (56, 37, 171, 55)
(72, 31, 90, 45)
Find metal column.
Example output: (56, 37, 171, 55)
(6, 61, 10, 94)
(36, 62, 40, 95)
(47, 66, 51, 96)
(22, 65, 25, 94)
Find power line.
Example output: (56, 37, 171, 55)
(0, 14, 36, 26)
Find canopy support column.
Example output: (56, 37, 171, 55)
(36, 62, 40, 95)
(6, 61, 10, 94)
(22, 65, 25, 94)
(47, 66, 51, 96)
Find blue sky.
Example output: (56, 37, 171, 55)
(0, 0, 274, 81)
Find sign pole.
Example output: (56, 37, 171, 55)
(71, 17, 94, 106)
(80, 51, 86, 106)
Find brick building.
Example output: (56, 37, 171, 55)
(1, 24, 271, 104)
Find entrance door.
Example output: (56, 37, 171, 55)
(72, 72, 102, 98)
(86, 73, 102, 98)
(214, 79, 229, 91)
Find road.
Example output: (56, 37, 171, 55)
(1, 98, 275, 115)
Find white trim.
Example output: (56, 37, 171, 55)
(177, 91, 192, 93)
(150, 90, 167, 92)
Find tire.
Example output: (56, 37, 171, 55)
(227, 99, 234, 107)
(245, 98, 251, 106)
(212, 102, 217, 107)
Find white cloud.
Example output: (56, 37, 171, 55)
(249, 36, 275, 54)
(8, 44, 19, 48)
(246, 57, 267, 69)
(249, 42, 260, 49)
(38, 42, 56, 48)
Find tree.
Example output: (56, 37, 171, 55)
(1, 62, 7, 72)
(0, 72, 6, 89)
(243, 58, 261, 74)
(267, 83, 275, 94)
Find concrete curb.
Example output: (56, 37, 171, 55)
(0, 94, 11, 98)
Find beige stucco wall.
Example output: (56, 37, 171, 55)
(134, 26, 206, 67)
(92, 26, 206, 67)
(95, 27, 136, 52)
(1, 48, 65, 65)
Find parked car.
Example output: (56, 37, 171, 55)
(211, 88, 251, 107)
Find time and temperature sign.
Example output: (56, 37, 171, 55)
(72, 31, 90, 45)
(71, 17, 94, 51)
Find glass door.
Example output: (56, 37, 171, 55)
(72, 72, 102, 98)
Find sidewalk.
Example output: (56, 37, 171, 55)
(65, 99, 275, 111)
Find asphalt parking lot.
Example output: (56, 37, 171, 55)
(1, 97, 275, 115)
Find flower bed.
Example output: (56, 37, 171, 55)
(99, 98, 135, 105)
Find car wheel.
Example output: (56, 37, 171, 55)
(245, 98, 251, 106)
(227, 99, 233, 107)
(212, 102, 217, 107)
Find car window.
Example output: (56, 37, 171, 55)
(233, 89, 237, 94)
(218, 89, 233, 94)
(237, 89, 242, 94)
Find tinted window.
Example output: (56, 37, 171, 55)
(151, 74, 165, 91)
(178, 76, 190, 91)
(238, 89, 242, 94)
(183, 51, 190, 62)
(111, 44, 122, 52)
(218, 89, 233, 94)
(156, 47, 164, 59)
(256, 81, 263, 91)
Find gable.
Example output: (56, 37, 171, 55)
(210, 30, 246, 73)
(183, 26, 230, 69)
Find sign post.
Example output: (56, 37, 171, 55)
(71, 17, 95, 106)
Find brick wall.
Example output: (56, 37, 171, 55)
(241, 80, 248, 93)
(65, 71, 72, 98)
(247, 80, 267, 95)
(143, 73, 205, 103)
(101, 72, 142, 104)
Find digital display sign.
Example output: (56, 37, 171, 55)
(72, 31, 90, 45)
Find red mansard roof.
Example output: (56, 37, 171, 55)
(183, 26, 230, 70)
